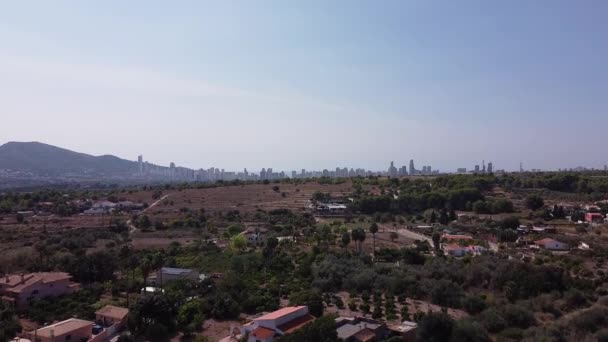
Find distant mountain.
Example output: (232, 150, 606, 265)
(0, 141, 137, 174)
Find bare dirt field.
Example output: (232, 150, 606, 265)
(123, 182, 355, 215)
(128, 227, 202, 249)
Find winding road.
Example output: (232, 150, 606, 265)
(127, 194, 170, 233)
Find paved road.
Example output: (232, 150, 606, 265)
(128, 194, 170, 233)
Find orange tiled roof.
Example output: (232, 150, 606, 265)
(353, 328, 376, 342)
(251, 327, 275, 339)
(32, 318, 92, 338)
(96, 305, 129, 321)
(443, 234, 473, 240)
(1, 272, 73, 293)
(256, 306, 306, 321)
(277, 314, 315, 333)
(535, 238, 559, 245)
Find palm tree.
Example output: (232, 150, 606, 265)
(369, 223, 379, 253)
(351, 228, 367, 254)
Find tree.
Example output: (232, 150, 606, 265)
(525, 195, 544, 211)
(473, 201, 490, 214)
(449, 209, 457, 221)
(131, 293, 175, 339)
(177, 299, 204, 335)
(429, 211, 437, 223)
(230, 234, 247, 252)
(0, 301, 21, 341)
(400, 304, 410, 321)
(462, 296, 486, 315)
(263, 237, 279, 258)
(289, 290, 324, 317)
(341, 232, 351, 250)
(417, 312, 454, 342)
(369, 223, 379, 252)
(390, 231, 398, 242)
(439, 208, 449, 225)
(499, 216, 520, 230)
(450, 319, 490, 342)
(139, 215, 152, 229)
(351, 228, 366, 254)
(432, 232, 441, 252)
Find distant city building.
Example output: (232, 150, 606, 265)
(457, 168, 467, 173)
(409, 159, 416, 175)
(487, 162, 493, 173)
(138, 155, 143, 175)
(388, 161, 398, 177)
(474, 165, 480, 173)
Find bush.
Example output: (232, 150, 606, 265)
(417, 312, 454, 342)
(502, 305, 536, 329)
(462, 295, 486, 315)
(525, 195, 544, 211)
(499, 216, 520, 230)
(479, 308, 507, 333)
(450, 319, 490, 342)
(570, 305, 608, 333)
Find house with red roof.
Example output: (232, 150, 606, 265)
(442, 234, 473, 242)
(241, 306, 315, 342)
(535, 238, 569, 251)
(585, 212, 605, 224)
(0, 272, 80, 308)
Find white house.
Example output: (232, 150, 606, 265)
(147, 267, 199, 286)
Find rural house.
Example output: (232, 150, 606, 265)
(585, 212, 605, 223)
(335, 316, 390, 342)
(147, 267, 199, 286)
(535, 238, 569, 251)
(0, 272, 80, 308)
(241, 306, 315, 342)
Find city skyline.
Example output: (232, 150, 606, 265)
(1, 2, 607, 171)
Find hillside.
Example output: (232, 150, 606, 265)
(0, 141, 137, 173)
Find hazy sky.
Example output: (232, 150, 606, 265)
(1, 1, 607, 172)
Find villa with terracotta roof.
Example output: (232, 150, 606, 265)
(28, 318, 93, 342)
(241, 306, 315, 342)
(95, 305, 129, 330)
(0, 272, 80, 308)
(25, 305, 129, 342)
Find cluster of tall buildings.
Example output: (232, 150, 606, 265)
(388, 160, 438, 177)
(136, 155, 445, 184)
(456, 160, 494, 174)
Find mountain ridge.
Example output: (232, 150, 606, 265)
(0, 141, 137, 173)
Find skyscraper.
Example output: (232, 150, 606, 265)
(388, 161, 398, 177)
(138, 155, 143, 175)
(487, 162, 493, 174)
(409, 159, 415, 175)
(482, 160, 486, 173)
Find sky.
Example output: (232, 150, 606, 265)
(1, 1, 607, 172)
